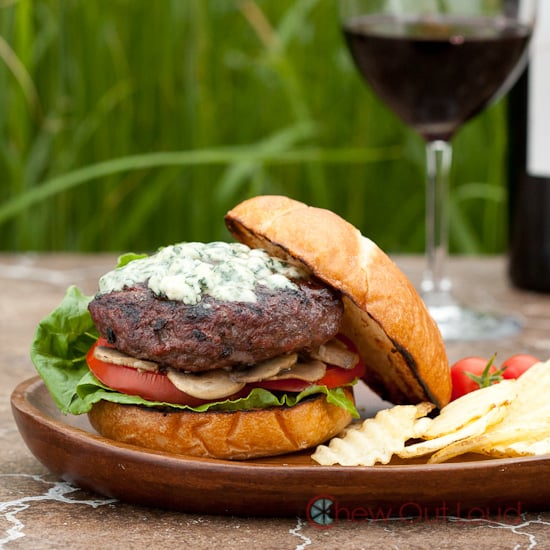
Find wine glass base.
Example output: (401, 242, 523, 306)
(427, 303, 522, 342)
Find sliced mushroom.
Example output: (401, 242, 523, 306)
(94, 346, 159, 373)
(310, 339, 359, 370)
(267, 359, 326, 382)
(230, 353, 298, 383)
(167, 368, 246, 400)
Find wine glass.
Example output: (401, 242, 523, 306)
(339, 0, 536, 341)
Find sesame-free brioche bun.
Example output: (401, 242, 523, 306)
(88, 390, 354, 460)
(225, 195, 451, 409)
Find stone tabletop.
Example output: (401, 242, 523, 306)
(1, 253, 550, 549)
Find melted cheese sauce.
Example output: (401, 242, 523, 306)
(98, 242, 307, 304)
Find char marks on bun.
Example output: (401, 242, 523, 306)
(225, 195, 451, 409)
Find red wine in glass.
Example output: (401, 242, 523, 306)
(340, 6, 534, 341)
(343, 15, 531, 141)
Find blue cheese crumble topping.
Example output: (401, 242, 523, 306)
(98, 242, 308, 305)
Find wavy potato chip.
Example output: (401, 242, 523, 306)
(311, 402, 434, 466)
(311, 360, 550, 466)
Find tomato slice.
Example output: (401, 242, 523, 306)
(86, 341, 212, 407)
(86, 336, 365, 405)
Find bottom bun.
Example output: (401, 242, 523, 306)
(88, 390, 354, 460)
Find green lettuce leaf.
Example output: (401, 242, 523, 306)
(30, 286, 98, 413)
(73, 371, 358, 417)
(115, 251, 148, 268)
(30, 286, 359, 418)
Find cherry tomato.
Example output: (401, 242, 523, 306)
(450, 356, 500, 400)
(500, 354, 539, 379)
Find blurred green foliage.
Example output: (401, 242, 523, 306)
(0, 0, 508, 253)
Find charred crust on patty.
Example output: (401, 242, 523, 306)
(88, 279, 343, 372)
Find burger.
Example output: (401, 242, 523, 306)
(30, 195, 451, 460)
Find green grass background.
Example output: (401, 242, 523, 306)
(0, 0, 509, 254)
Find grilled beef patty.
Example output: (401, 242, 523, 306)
(88, 280, 343, 372)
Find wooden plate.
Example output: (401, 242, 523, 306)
(11, 376, 550, 520)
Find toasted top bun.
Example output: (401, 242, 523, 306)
(225, 195, 451, 408)
(88, 390, 353, 460)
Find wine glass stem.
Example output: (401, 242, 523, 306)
(422, 139, 454, 304)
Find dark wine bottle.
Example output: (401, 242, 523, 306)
(508, 7, 550, 291)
